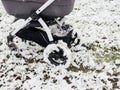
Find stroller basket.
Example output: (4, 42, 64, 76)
(2, 0, 75, 19)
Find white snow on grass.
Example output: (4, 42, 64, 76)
(0, 0, 120, 90)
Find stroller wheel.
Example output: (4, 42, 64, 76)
(43, 42, 71, 68)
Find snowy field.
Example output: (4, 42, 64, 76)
(0, 0, 120, 90)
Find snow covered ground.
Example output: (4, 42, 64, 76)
(0, 0, 120, 90)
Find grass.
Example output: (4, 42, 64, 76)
(68, 43, 120, 72)
(0, 13, 2, 17)
(82, 43, 120, 64)
(95, 52, 120, 64)
(81, 43, 97, 51)
(0, 41, 3, 46)
(67, 64, 90, 73)
(95, 45, 120, 64)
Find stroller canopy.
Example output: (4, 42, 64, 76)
(11, 0, 74, 5)
(2, 0, 75, 18)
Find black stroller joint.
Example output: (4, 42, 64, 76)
(2, 0, 80, 67)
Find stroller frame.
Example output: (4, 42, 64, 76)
(5, 0, 80, 67)
(8, 0, 56, 44)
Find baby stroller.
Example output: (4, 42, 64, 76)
(2, 0, 80, 67)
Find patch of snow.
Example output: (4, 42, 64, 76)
(0, 0, 120, 90)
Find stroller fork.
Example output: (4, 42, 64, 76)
(38, 18, 53, 41)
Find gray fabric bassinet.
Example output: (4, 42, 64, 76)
(1, 0, 75, 19)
